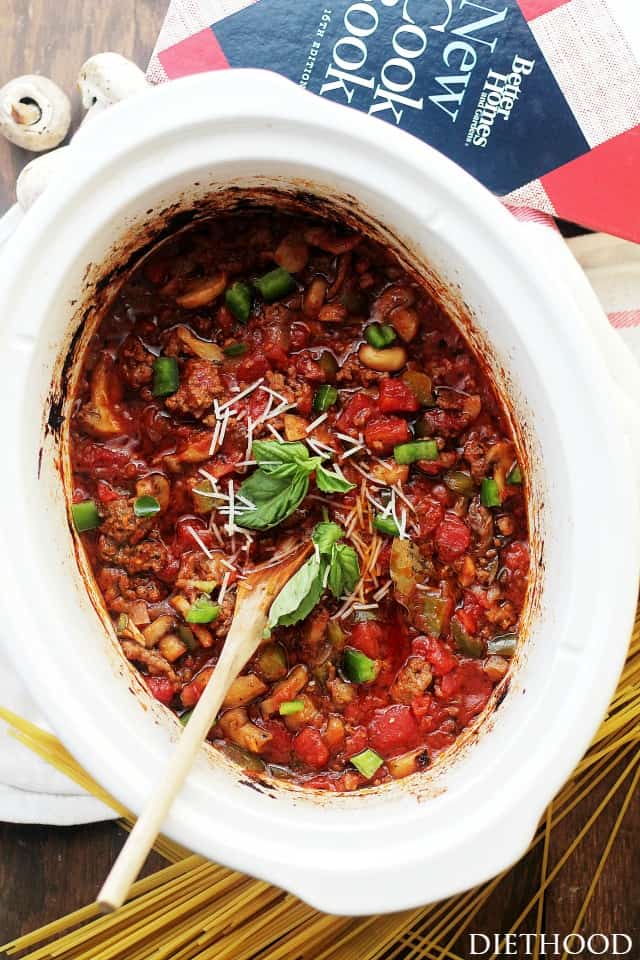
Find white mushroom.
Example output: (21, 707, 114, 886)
(78, 53, 149, 109)
(16, 146, 70, 211)
(0, 75, 71, 151)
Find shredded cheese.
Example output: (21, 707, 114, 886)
(208, 519, 225, 547)
(393, 482, 416, 513)
(217, 377, 264, 414)
(307, 437, 334, 453)
(226, 479, 235, 537)
(208, 418, 222, 456)
(185, 525, 212, 559)
(373, 579, 393, 602)
(350, 461, 387, 487)
(306, 412, 329, 434)
(262, 400, 297, 422)
(339, 444, 364, 461)
(259, 384, 288, 404)
(266, 422, 285, 442)
(217, 570, 231, 607)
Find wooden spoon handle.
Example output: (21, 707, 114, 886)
(97, 593, 267, 912)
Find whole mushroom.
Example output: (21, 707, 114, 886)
(0, 75, 71, 151)
(78, 53, 149, 109)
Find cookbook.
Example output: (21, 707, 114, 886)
(149, 0, 640, 241)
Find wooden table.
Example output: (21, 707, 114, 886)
(0, 0, 638, 951)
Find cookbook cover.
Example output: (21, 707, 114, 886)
(149, 0, 640, 241)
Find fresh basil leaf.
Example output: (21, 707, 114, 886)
(268, 555, 324, 628)
(315, 463, 356, 494)
(252, 440, 310, 467)
(238, 462, 298, 503)
(236, 466, 309, 530)
(328, 543, 361, 599)
(313, 522, 344, 555)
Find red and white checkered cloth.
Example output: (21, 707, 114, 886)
(148, 0, 640, 241)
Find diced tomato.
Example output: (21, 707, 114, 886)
(263, 325, 290, 369)
(377, 543, 392, 572)
(378, 378, 420, 413)
(295, 352, 325, 383)
(412, 636, 458, 675)
(435, 513, 471, 563)
(72, 438, 141, 479)
(237, 351, 269, 382)
(296, 381, 314, 417)
(146, 676, 178, 705)
(364, 415, 411, 455)
(157, 553, 181, 584)
(290, 321, 310, 350)
(411, 693, 451, 733)
(205, 457, 241, 480)
(259, 720, 293, 765)
(410, 692, 436, 719)
(503, 540, 529, 574)
(293, 727, 330, 770)
(350, 621, 383, 659)
(415, 496, 444, 538)
(96, 480, 121, 503)
(339, 393, 377, 430)
(175, 517, 213, 554)
(248, 389, 271, 421)
(438, 662, 492, 726)
(454, 607, 477, 636)
(343, 726, 369, 758)
(367, 704, 420, 758)
(180, 666, 213, 707)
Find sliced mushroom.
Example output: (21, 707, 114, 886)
(359, 344, 407, 372)
(218, 707, 271, 753)
(76, 355, 125, 438)
(0, 75, 71, 151)
(175, 275, 227, 310)
(222, 674, 268, 708)
(260, 664, 309, 717)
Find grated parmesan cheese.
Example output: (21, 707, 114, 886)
(217, 377, 264, 414)
(306, 412, 329, 434)
(185, 525, 212, 559)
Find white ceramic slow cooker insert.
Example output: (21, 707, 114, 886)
(0, 71, 638, 915)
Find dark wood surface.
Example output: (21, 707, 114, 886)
(0, 1, 638, 952)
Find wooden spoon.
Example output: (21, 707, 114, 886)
(97, 542, 312, 912)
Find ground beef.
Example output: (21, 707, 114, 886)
(390, 657, 433, 704)
(98, 537, 168, 575)
(165, 359, 225, 418)
(97, 567, 165, 611)
(119, 335, 154, 389)
(99, 498, 154, 545)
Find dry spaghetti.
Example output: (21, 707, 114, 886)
(1, 608, 638, 960)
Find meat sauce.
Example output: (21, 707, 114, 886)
(69, 211, 529, 791)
